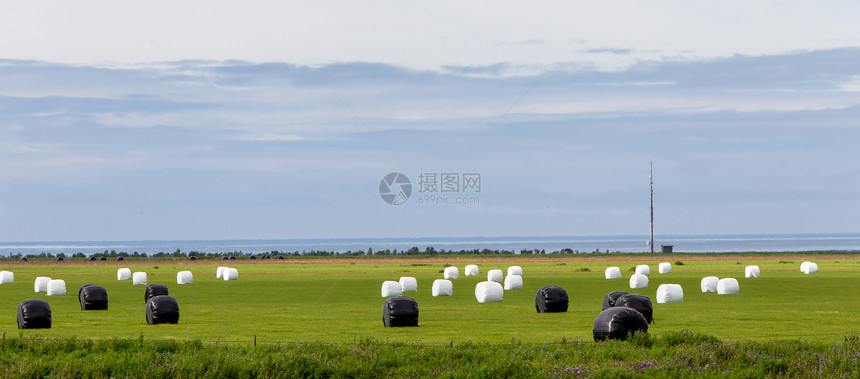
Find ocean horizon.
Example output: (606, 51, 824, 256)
(2, 233, 859, 257)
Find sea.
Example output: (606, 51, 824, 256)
(1, 233, 859, 257)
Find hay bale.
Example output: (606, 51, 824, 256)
(34, 277, 51, 293)
(503, 275, 523, 290)
(223, 268, 239, 281)
(444, 266, 459, 280)
(431, 279, 453, 297)
(745, 265, 760, 278)
(592, 307, 648, 341)
(146, 295, 179, 324)
(629, 273, 649, 289)
(216, 266, 228, 278)
(399, 277, 418, 292)
(535, 286, 568, 313)
(465, 265, 479, 276)
(177, 271, 193, 285)
(717, 278, 740, 295)
(0, 270, 14, 284)
(116, 257, 124, 261)
(99, 257, 106, 261)
(132, 272, 147, 286)
(602, 291, 630, 310)
(46, 279, 66, 296)
(20, 257, 28, 262)
(802, 262, 818, 275)
(475, 281, 504, 303)
(17, 299, 51, 329)
(507, 266, 523, 277)
(117, 268, 131, 281)
(56, 257, 64, 261)
(487, 269, 503, 283)
(635, 264, 651, 276)
(604, 267, 622, 279)
(701, 276, 719, 292)
(656, 284, 684, 304)
(381, 281, 402, 298)
(145, 284, 169, 302)
(382, 296, 419, 327)
(78, 284, 108, 310)
(188, 256, 197, 261)
(613, 293, 654, 324)
(658, 262, 672, 274)
(88, 256, 97, 261)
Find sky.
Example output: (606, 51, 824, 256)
(1, 1, 860, 242)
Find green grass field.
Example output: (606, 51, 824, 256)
(2, 254, 859, 345)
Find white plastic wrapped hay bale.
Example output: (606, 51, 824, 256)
(177, 271, 193, 285)
(629, 273, 649, 289)
(605, 267, 622, 279)
(432, 279, 453, 296)
(800, 261, 811, 273)
(381, 281, 402, 297)
(216, 266, 228, 279)
(34, 277, 51, 293)
(117, 268, 131, 281)
(701, 276, 719, 292)
(475, 281, 504, 303)
(658, 262, 672, 274)
(223, 268, 239, 281)
(132, 272, 147, 285)
(465, 265, 479, 276)
(503, 275, 523, 290)
(487, 269, 503, 282)
(717, 278, 740, 295)
(656, 284, 684, 303)
(47, 279, 66, 296)
(745, 265, 760, 278)
(0, 270, 13, 284)
(443, 266, 459, 280)
(635, 264, 651, 276)
(399, 277, 418, 292)
(802, 262, 818, 275)
(507, 266, 523, 277)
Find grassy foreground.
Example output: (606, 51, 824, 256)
(1, 331, 859, 377)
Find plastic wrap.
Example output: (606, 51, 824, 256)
(658, 262, 672, 274)
(444, 266, 459, 280)
(503, 274, 523, 290)
(535, 286, 568, 313)
(701, 276, 719, 293)
(717, 278, 739, 295)
(381, 281, 403, 297)
(614, 293, 654, 324)
(802, 262, 818, 275)
(146, 295, 179, 324)
(382, 296, 419, 327)
(629, 273, 649, 289)
(507, 266, 523, 277)
(399, 277, 418, 292)
(117, 268, 131, 280)
(145, 284, 169, 303)
(604, 267, 622, 279)
(0, 270, 14, 284)
(431, 279, 453, 296)
(635, 264, 651, 276)
(475, 281, 504, 303)
(216, 266, 228, 278)
(223, 268, 239, 281)
(46, 279, 66, 296)
(744, 265, 760, 278)
(465, 265, 479, 276)
(487, 269, 503, 283)
(602, 291, 630, 309)
(79, 284, 108, 310)
(656, 284, 684, 303)
(132, 272, 147, 286)
(18, 299, 51, 329)
(34, 277, 51, 293)
(592, 307, 648, 341)
(177, 271, 193, 285)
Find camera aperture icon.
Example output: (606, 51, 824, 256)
(379, 172, 412, 205)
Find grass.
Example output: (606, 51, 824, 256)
(1, 255, 859, 345)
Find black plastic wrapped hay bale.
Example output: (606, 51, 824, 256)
(188, 256, 197, 261)
(88, 256, 97, 261)
(221, 256, 229, 260)
(249, 255, 256, 260)
(144, 284, 169, 303)
(382, 296, 419, 327)
(79, 284, 108, 310)
(602, 291, 630, 310)
(614, 293, 654, 324)
(18, 299, 51, 329)
(535, 286, 569, 313)
(229, 256, 236, 260)
(99, 257, 106, 261)
(20, 257, 27, 262)
(56, 257, 64, 261)
(276, 256, 285, 260)
(116, 256, 124, 261)
(146, 295, 179, 324)
(592, 307, 648, 341)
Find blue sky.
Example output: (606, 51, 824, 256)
(1, 2, 860, 242)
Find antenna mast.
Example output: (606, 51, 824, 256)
(650, 162, 655, 253)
